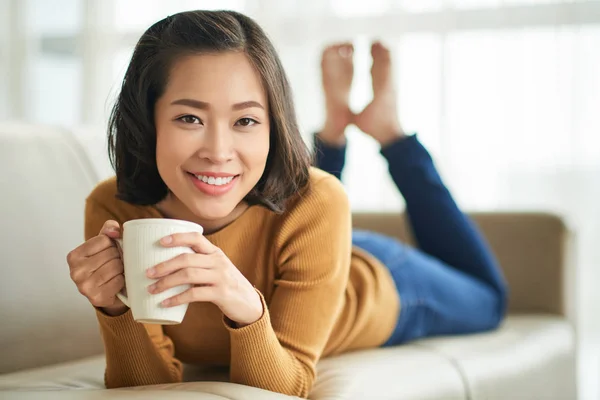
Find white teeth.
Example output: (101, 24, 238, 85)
(195, 175, 235, 186)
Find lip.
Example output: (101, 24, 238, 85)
(187, 172, 239, 197)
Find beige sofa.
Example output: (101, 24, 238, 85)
(0, 122, 578, 399)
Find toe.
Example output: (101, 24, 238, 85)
(372, 41, 390, 60)
(322, 44, 339, 61)
(339, 43, 354, 58)
(371, 41, 379, 56)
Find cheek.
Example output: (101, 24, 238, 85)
(243, 132, 270, 170)
(256, 136, 271, 165)
(155, 129, 191, 175)
(258, 129, 272, 158)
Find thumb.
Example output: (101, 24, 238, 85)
(99, 220, 121, 238)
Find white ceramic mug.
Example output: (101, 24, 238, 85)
(115, 218, 203, 324)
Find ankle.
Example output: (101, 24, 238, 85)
(318, 122, 347, 147)
(376, 128, 405, 147)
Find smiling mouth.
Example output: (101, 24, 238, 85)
(187, 172, 240, 196)
(193, 174, 236, 186)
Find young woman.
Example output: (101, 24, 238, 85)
(66, 10, 507, 398)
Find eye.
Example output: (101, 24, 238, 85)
(177, 115, 202, 124)
(236, 118, 258, 127)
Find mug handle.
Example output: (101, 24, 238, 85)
(113, 238, 130, 308)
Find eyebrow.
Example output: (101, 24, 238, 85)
(170, 99, 265, 111)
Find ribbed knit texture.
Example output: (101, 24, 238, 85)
(86, 167, 399, 398)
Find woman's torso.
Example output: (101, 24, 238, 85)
(85, 168, 399, 366)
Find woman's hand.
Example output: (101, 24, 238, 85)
(146, 232, 263, 327)
(67, 220, 128, 317)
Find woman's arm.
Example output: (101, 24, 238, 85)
(225, 174, 352, 397)
(85, 198, 183, 388)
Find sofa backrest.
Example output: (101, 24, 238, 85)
(0, 122, 109, 374)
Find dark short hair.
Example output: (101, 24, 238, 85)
(108, 10, 311, 213)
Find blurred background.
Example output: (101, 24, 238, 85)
(1, 0, 598, 397)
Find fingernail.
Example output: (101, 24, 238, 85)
(147, 268, 155, 277)
(162, 299, 171, 307)
(161, 236, 172, 244)
(147, 284, 156, 293)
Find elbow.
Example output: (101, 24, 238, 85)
(105, 377, 181, 390)
(231, 362, 315, 398)
(297, 363, 315, 398)
(105, 379, 136, 390)
(104, 368, 182, 389)
(283, 362, 316, 398)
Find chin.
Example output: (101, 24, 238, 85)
(189, 199, 238, 221)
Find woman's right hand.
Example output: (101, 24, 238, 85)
(67, 220, 128, 316)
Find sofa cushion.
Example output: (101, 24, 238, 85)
(0, 385, 297, 400)
(416, 314, 576, 399)
(0, 316, 575, 399)
(0, 356, 299, 399)
(0, 348, 464, 400)
(312, 345, 465, 400)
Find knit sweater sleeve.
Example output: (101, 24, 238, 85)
(85, 193, 183, 388)
(224, 174, 352, 397)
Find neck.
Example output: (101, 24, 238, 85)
(156, 195, 249, 235)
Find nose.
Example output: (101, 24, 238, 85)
(197, 122, 234, 164)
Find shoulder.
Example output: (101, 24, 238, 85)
(285, 167, 350, 216)
(86, 176, 118, 206)
(86, 177, 123, 214)
(276, 167, 350, 236)
(273, 170, 352, 270)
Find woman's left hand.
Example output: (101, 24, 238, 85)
(146, 232, 263, 327)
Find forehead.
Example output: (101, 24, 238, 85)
(164, 52, 267, 104)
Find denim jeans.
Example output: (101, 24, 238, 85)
(314, 133, 508, 345)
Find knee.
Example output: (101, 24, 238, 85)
(498, 280, 509, 315)
(488, 283, 509, 330)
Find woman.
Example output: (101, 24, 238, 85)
(66, 10, 507, 398)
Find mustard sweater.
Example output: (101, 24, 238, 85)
(85, 167, 399, 397)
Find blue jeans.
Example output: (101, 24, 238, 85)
(314, 134, 508, 345)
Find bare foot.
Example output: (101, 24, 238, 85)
(353, 42, 404, 146)
(319, 43, 354, 147)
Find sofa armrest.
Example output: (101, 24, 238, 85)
(351, 212, 573, 317)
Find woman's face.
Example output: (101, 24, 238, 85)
(154, 52, 270, 227)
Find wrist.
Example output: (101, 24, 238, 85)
(233, 291, 264, 328)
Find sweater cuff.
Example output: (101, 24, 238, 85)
(223, 288, 281, 358)
(95, 307, 145, 336)
(223, 288, 270, 333)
